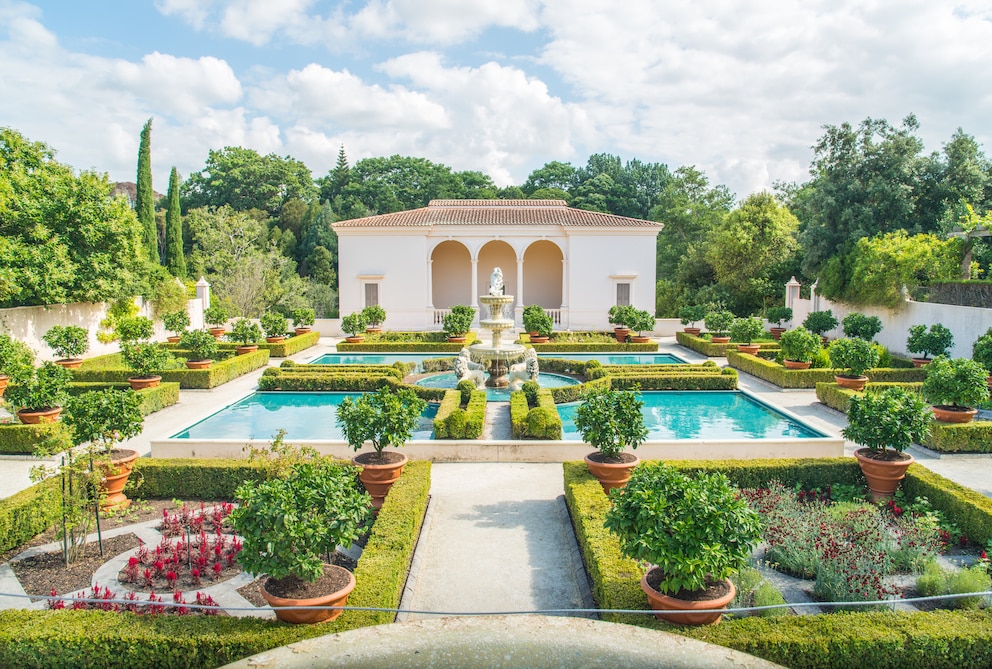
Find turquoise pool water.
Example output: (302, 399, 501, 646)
(557, 391, 826, 441)
(536, 352, 686, 365)
(308, 353, 445, 372)
(414, 372, 580, 401)
(172, 392, 438, 441)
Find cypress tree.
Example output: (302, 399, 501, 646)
(136, 118, 158, 262)
(164, 167, 186, 278)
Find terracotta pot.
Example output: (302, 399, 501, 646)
(294, 327, 312, 336)
(855, 448, 914, 503)
(529, 335, 549, 344)
(527, 331, 539, 337)
(345, 336, 365, 344)
(54, 358, 83, 369)
(234, 345, 258, 356)
(166, 336, 181, 344)
(0, 374, 7, 398)
(683, 327, 701, 337)
(261, 565, 356, 624)
(630, 336, 651, 344)
(446, 336, 466, 343)
(769, 327, 786, 340)
(709, 336, 730, 344)
(17, 407, 62, 424)
(366, 327, 382, 335)
(185, 359, 212, 369)
(265, 336, 286, 344)
(127, 375, 161, 391)
(987, 375, 992, 391)
(613, 327, 630, 341)
(783, 360, 811, 370)
(641, 569, 736, 626)
(834, 375, 868, 391)
(584, 453, 640, 494)
(208, 327, 226, 339)
(353, 452, 407, 510)
(99, 449, 139, 510)
(736, 344, 760, 355)
(912, 358, 931, 368)
(931, 405, 977, 424)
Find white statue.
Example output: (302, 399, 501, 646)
(454, 348, 486, 387)
(488, 267, 504, 296)
(507, 348, 540, 392)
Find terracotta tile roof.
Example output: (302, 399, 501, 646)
(332, 199, 662, 229)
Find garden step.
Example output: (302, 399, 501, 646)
(483, 401, 513, 440)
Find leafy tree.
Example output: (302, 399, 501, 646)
(522, 161, 578, 194)
(455, 170, 498, 199)
(318, 144, 352, 203)
(528, 187, 570, 201)
(0, 128, 146, 307)
(164, 167, 186, 278)
(333, 155, 464, 215)
(136, 119, 159, 263)
(497, 185, 526, 199)
(182, 147, 316, 216)
(276, 198, 308, 238)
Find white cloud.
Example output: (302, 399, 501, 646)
(351, 0, 541, 44)
(154, 0, 219, 31)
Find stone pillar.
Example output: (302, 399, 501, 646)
(811, 279, 820, 312)
(784, 276, 801, 312)
(427, 259, 434, 309)
(470, 257, 479, 323)
(515, 254, 525, 326)
(196, 276, 210, 310)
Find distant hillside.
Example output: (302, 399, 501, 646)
(111, 182, 165, 208)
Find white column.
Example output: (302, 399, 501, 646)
(427, 259, 434, 309)
(785, 276, 800, 312)
(196, 276, 210, 310)
(470, 257, 479, 311)
(560, 258, 569, 308)
(515, 254, 525, 326)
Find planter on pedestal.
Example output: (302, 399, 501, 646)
(100, 449, 139, 510)
(613, 327, 630, 341)
(294, 327, 312, 336)
(769, 327, 786, 340)
(446, 335, 466, 344)
(683, 328, 701, 337)
(710, 336, 730, 344)
(208, 327, 226, 339)
(352, 452, 407, 510)
(235, 345, 259, 356)
(265, 336, 286, 344)
(736, 344, 760, 356)
(185, 359, 212, 369)
(345, 336, 365, 344)
(54, 359, 83, 369)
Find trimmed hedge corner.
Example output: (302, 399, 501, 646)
(67, 381, 180, 416)
(0, 422, 73, 456)
(0, 459, 431, 668)
(676, 331, 778, 357)
(510, 388, 562, 439)
(216, 330, 319, 358)
(73, 350, 269, 389)
(433, 389, 486, 439)
(728, 349, 925, 389)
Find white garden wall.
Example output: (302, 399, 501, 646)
(785, 279, 991, 359)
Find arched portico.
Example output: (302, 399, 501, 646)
(522, 240, 564, 310)
(477, 240, 517, 317)
(430, 241, 472, 309)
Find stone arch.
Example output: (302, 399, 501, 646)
(478, 240, 517, 314)
(431, 241, 471, 308)
(523, 240, 563, 309)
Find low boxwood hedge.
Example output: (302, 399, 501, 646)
(0, 422, 73, 456)
(563, 459, 992, 667)
(72, 350, 269, 389)
(0, 458, 432, 668)
(509, 388, 562, 439)
(816, 382, 992, 454)
(432, 389, 486, 439)
(548, 376, 611, 403)
(608, 368, 738, 391)
(526, 342, 659, 352)
(67, 382, 180, 416)
(214, 331, 319, 358)
(675, 331, 779, 357)
(337, 333, 480, 353)
(727, 349, 925, 389)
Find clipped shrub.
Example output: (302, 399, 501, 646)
(922, 356, 990, 410)
(521, 380, 540, 406)
(42, 325, 89, 360)
(829, 337, 880, 378)
(779, 326, 821, 363)
(842, 313, 883, 341)
(704, 310, 734, 336)
(456, 379, 476, 405)
(729, 317, 764, 345)
(907, 324, 954, 360)
(803, 310, 838, 336)
(764, 306, 793, 328)
(972, 328, 992, 375)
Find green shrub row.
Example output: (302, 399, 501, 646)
(67, 382, 180, 416)
(531, 357, 594, 375)
(607, 368, 738, 390)
(419, 357, 457, 372)
(549, 376, 611, 403)
(432, 389, 486, 439)
(816, 382, 992, 454)
(271, 362, 405, 379)
(337, 335, 479, 353)
(563, 460, 992, 667)
(72, 350, 269, 389)
(726, 349, 926, 389)
(599, 362, 719, 375)
(0, 422, 71, 456)
(675, 331, 779, 357)
(0, 460, 432, 668)
(257, 372, 398, 392)
(509, 388, 562, 439)
(215, 331, 319, 357)
(525, 342, 659, 352)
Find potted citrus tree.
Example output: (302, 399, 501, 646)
(604, 462, 762, 625)
(972, 328, 992, 390)
(179, 329, 219, 369)
(7, 361, 72, 424)
(261, 311, 288, 343)
(292, 307, 316, 336)
(574, 386, 648, 492)
(121, 341, 175, 390)
(703, 310, 734, 343)
(228, 318, 263, 355)
(828, 337, 879, 391)
(628, 308, 655, 343)
(525, 307, 554, 344)
(907, 323, 953, 367)
(803, 310, 838, 345)
(231, 457, 372, 624)
(341, 311, 369, 343)
(843, 386, 930, 502)
(161, 309, 190, 343)
(114, 316, 154, 344)
(522, 305, 545, 338)
(203, 305, 229, 339)
(362, 305, 386, 334)
(728, 316, 764, 355)
(764, 306, 793, 340)
(608, 305, 635, 341)
(443, 305, 475, 343)
(42, 325, 89, 369)
(62, 387, 144, 509)
(678, 305, 707, 336)
(922, 356, 990, 424)
(842, 312, 883, 341)
(778, 326, 821, 370)
(0, 334, 34, 399)
(336, 386, 427, 509)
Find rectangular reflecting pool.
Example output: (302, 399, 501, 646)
(557, 391, 827, 441)
(172, 392, 438, 441)
(308, 353, 446, 372)
(536, 352, 686, 365)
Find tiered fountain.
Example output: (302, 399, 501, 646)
(470, 267, 527, 388)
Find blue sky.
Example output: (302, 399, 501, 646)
(2, 0, 991, 198)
